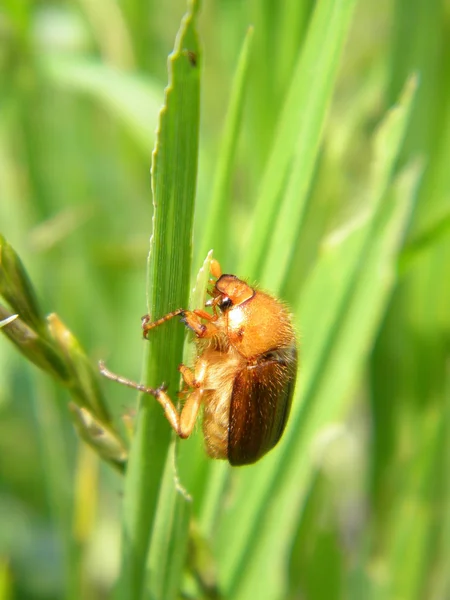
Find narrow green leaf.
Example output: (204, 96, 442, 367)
(240, 0, 358, 284)
(196, 26, 254, 264)
(0, 233, 47, 336)
(0, 304, 71, 383)
(146, 253, 214, 599)
(145, 442, 192, 600)
(374, 414, 444, 600)
(275, 0, 312, 93)
(69, 404, 127, 472)
(118, 2, 200, 599)
(399, 205, 450, 274)
(75, 0, 135, 69)
(212, 76, 418, 600)
(48, 313, 113, 424)
(0, 557, 12, 600)
(41, 55, 163, 153)
(198, 0, 361, 549)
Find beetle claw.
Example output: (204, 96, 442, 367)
(180, 314, 195, 331)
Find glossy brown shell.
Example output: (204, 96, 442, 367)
(227, 345, 297, 465)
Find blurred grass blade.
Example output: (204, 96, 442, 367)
(76, 0, 135, 69)
(0, 236, 126, 469)
(199, 0, 359, 540)
(0, 558, 12, 600)
(73, 443, 100, 551)
(196, 26, 254, 264)
(48, 313, 113, 423)
(0, 301, 120, 434)
(118, 2, 201, 598)
(0, 236, 70, 382)
(399, 204, 450, 274)
(41, 55, 163, 153)
(362, 160, 448, 598)
(211, 76, 418, 600)
(0, 304, 71, 382)
(372, 407, 444, 599)
(0, 234, 47, 336)
(69, 404, 126, 473)
(276, 0, 313, 93)
(240, 0, 358, 284)
(0, 313, 18, 327)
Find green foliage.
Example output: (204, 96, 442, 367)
(0, 0, 449, 599)
(119, 5, 200, 598)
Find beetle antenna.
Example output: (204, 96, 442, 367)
(141, 308, 185, 338)
(99, 361, 160, 397)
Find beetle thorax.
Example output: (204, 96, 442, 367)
(226, 292, 295, 359)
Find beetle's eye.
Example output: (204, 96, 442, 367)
(218, 296, 233, 311)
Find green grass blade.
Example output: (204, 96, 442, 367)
(3, 1, 448, 598)
(371, 413, 444, 600)
(118, 3, 200, 599)
(41, 55, 163, 153)
(198, 0, 360, 548)
(240, 0, 358, 283)
(0, 557, 12, 600)
(212, 76, 417, 600)
(75, 0, 135, 69)
(275, 0, 312, 93)
(145, 443, 191, 600)
(120, 0, 155, 71)
(0, 233, 47, 336)
(195, 26, 254, 265)
(399, 205, 450, 274)
(145, 254, 214, 600)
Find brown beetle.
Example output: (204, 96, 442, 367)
(100, 260, 297, 465)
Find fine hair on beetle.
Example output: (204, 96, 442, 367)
(100, 259, 298, 466)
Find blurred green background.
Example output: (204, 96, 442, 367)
(1, 0, 449, 599)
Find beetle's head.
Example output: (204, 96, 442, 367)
(207, 275, 254, 312)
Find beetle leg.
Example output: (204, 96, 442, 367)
(99, 361, 164, 395)
(178, 389, 203, 438)
(193, 308, 217, 321)
(142, 308, 216, 339)
(155, 387, 202, 438)
(179, 358, 208, 388)
(142, 308, 185, 338)
(179, 364, 196, 387)
(182, 310, 219, 338)
(99, 361, 202, 439)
